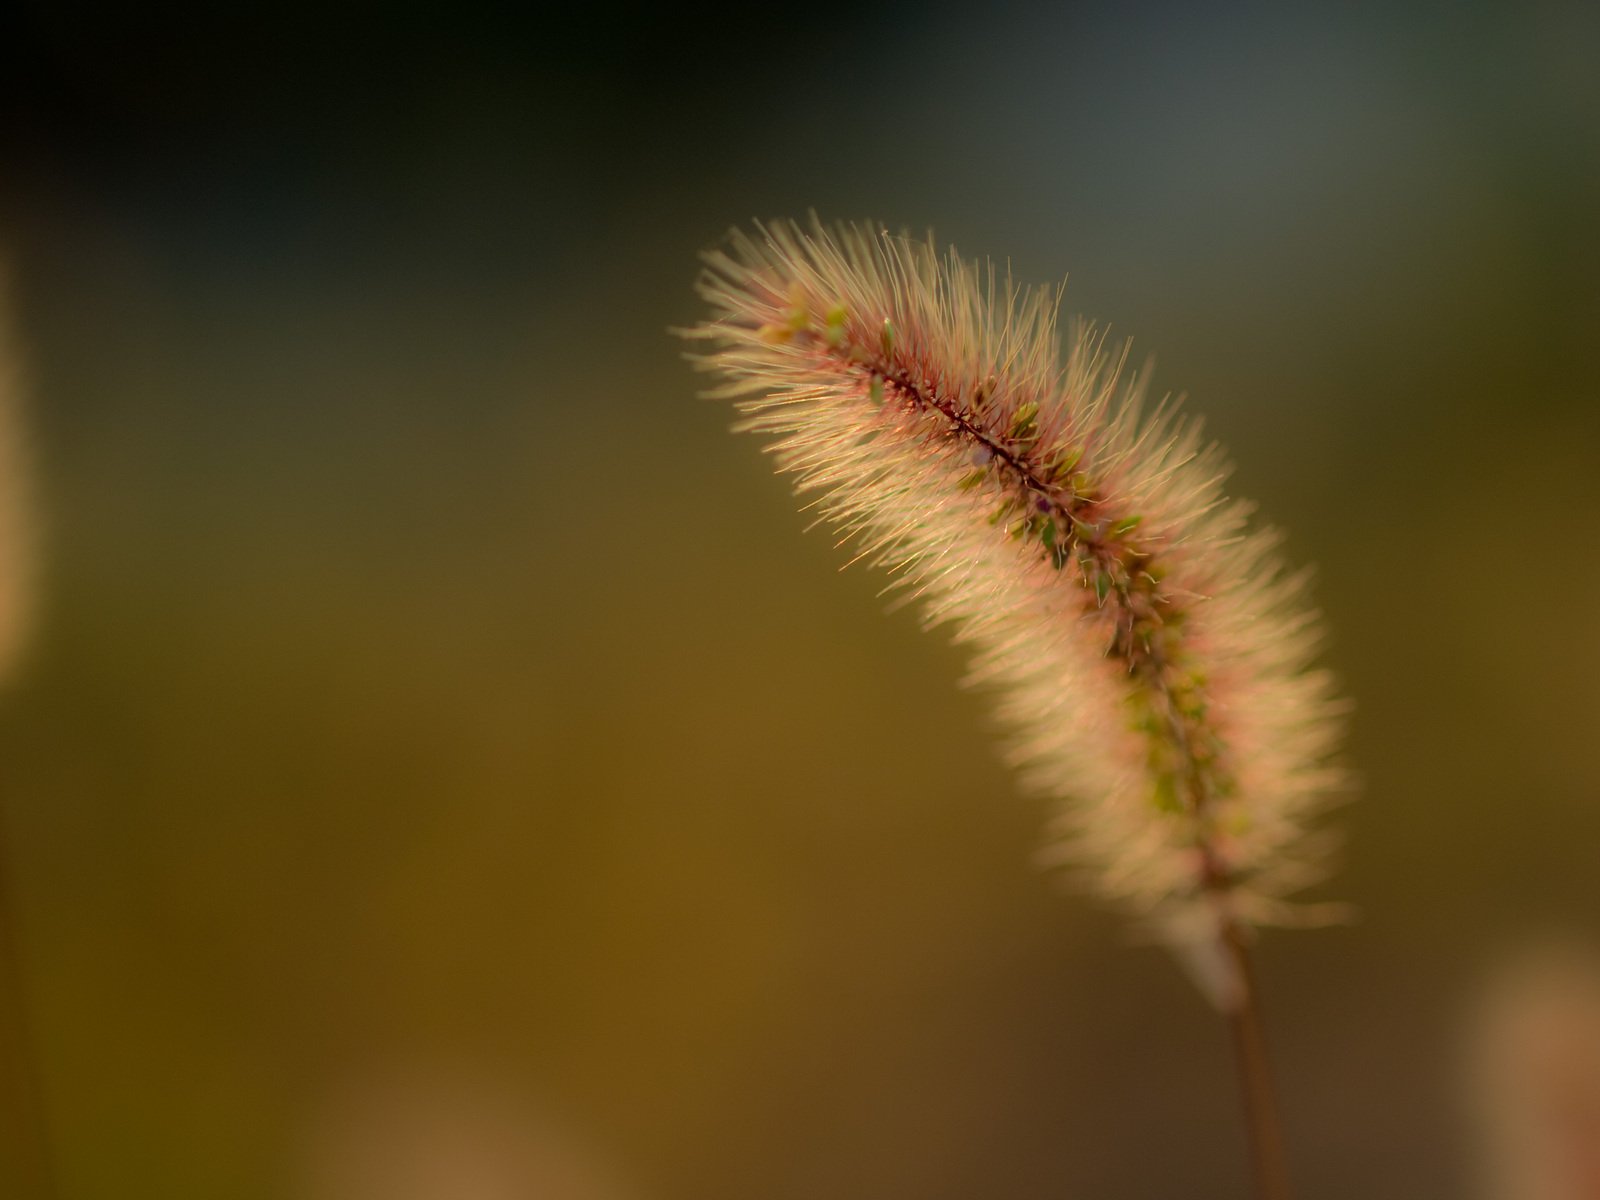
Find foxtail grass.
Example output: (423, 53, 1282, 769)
(682, 218, 1352, 1199)
(0, 259, 48, 1200)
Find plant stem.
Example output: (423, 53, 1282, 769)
(1221, 922, 1292, 1200)
(0, 804, 54, 1200)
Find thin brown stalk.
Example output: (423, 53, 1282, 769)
(0, 808, 54, 1200)
(1222, 923, 1292, 1200)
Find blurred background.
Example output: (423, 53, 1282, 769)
(1, 2, 1598, 1197)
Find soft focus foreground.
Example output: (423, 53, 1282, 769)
(1470, 943, 1600, 1200)
(3, 4, 1600, 1199)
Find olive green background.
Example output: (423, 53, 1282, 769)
(3, 2, 1599, 1197)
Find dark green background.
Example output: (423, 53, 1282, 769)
(3, 2, 1599, 1196)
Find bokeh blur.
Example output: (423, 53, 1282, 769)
(2, 2, 1599, 1197)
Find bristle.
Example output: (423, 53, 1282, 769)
(682, 217, 1350, 982)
